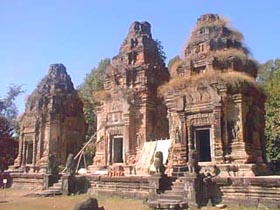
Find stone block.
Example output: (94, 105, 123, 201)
(74, 198, 101, 210)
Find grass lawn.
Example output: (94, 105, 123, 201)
(0, 189, 278, 210)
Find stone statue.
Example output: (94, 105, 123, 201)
(175, 127, 181, 143)
(201, 172, 221, 206)
(231, 118, 240, 141)
(74, 197, 104, 210)
(65, 154, 75, 175)
(136, 133, 143, 148)
(154, 151, 165, 174)
(187, 149, 198, 173)
(46, 154, 58, 175)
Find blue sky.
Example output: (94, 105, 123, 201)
(0, 0, 280, 114)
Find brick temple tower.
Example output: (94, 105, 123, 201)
(92, 21, 170, 169)
(11, 64, 86, 173)
(163, 14, 266, 176)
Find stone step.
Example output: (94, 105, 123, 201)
(172, 180, 185, 186)
(41, 189, 63, 196)
(147, 198, 188, 209)
(172, 172, 186, 177)
(53, 182, 62, 187)
(25, 189, 62, 197)
(24, 177, 64, 197)
(92, 183, 144, 189)
(171, 183, 185, 189)
(172, 170, 188, 177)
(49, 186, 62, 191)
(173, 166, 188, 172)
(173, 145, 187, 150)
(161, 191, 185, 197)
(171, 186, 185, 192)
(162, 188, 184, 194)
(151, 198, 187, 203)
(147, 176, 189, 209)
(93, 188, 148, 199)
(172, 151, 187, 155)
(159, 193, 185, 200)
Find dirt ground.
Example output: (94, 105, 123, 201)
(0, 189, 277, 210)
(0, 189, 149, 210)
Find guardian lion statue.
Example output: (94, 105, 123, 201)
(154, 151, 165, 174)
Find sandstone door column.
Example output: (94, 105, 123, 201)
(213, 105, 223, 163)
(230, 94, 248, 163)
(178, 112, 187, 146)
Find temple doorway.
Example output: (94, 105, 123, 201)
(25, 141, 33, 164)
(194, 127, 211, 162)
(112, 137, 124, 163)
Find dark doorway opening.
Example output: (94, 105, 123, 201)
(26, 142, 33, 164)
(113, 137, 123, 163)
(195, 128, 211, 162)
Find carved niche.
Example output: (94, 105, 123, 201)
(168, 112, 181, 141)
(227, 103, 241, 142)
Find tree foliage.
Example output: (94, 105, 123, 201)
(0, 84, 23, 122)
(155, 39, 166, 62)
(167, 56, 181, 70)
(0, 84, 23, 172)
(0, 116, 17, 172)
(78, 58, 110, 136)
(259, 59, 280, 162)
(167, 55, 185, 77)
(78, 59, 110, 162)
(258, 59, 280, 84)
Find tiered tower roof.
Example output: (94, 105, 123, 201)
(170, 14, 257, 78)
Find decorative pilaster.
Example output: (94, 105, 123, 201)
(105, 132, 109, 166)
(187, 125, 193, 151)
(32, 134, 36, 166)
(22, 139, 26, 165)
(14, 130, 24, 167)
(36, 121, 42, 165)
(230, 94, 249, 163)
(213, 105, 224, 163)
(179, 112, 187, 145)
(123, 112, 130, 164)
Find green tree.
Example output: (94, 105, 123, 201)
(260, 59, 280, 162)
(78, 59, 110, 164)
(0, 116, 17, 172)
(0, 84, 23, 172)
(167, 55, 182, 70)
(258, 59, 280, 84)
(78, 58, 110, 136)
(0, 84, 23, 122)
(155, 39, 166, 62)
